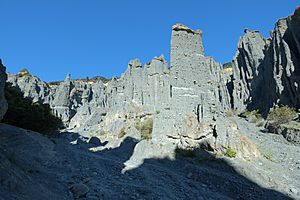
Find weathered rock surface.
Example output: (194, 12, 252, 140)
(267, 121, 300, 144)
(0, 60, 7, 121)
(1, 6, 300, 200)
(232, 6, 300, 115)
(232, 30, 268, 111)
(6, 24, 251, 159)
(154, 23, 233, 155)
(0, 123, 298, 200)
(7, 71, 52, 104)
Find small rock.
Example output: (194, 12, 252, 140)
(82, 177, 91, 183)
(187, 172, 193, 179)
(70, 183, 89, 198)
(290, 187, 298, 194)
(92, 171, 98, 176)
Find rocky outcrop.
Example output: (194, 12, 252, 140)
(232, 30, 268, 111)
(105, 55, 170, 111)
(232, 7, 300, 115)
(274, 121, 300, 144)
(51, 73, 76, 125)
(0, 59, 7, 121)
(7, 71, 52, 104)
(151, 24, 237, 155)
(6, 24, 255, 158)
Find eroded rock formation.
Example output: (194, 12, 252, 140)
(6, 23, 243, 156)
(232, 6, 300, 115)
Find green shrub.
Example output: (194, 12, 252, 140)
(2, 84, 63, 134)
(226, 109, 236, 117)
(99, 130, 107, 136)
(225, 147, 237, 158)
(134, 120, 141, 131)
(281, 121, 300, 130)
(223, 62, 234, 69)
(117, 127, 126, 138)
(135, 118, 153, 140)
(242, 109, 262, 123)
(18, 68, 30, 77)
(156, 110, 160, 114)
(268, 106, 297, 126)
(98, 131, 108, 139)
(263, 153, 277, 163)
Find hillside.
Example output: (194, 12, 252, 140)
(0, 6, 300, 200)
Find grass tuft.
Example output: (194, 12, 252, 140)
(225, 147, 237, 158)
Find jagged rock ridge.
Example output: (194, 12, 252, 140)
(6, 23, 246, 157)
(5, 7, 300, 162)
(232, 6, 300, 115)
(1, 6, 300, 200)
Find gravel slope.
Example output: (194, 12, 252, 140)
(0, 122, 298, 200)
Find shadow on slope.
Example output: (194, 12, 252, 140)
(58, 132, 293, 200)
(2, 83, 63, 134)
(0, 124, 293, 199)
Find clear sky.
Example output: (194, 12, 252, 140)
(0, 0, 298, 82)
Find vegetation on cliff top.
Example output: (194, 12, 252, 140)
(2, 83, 63, 134)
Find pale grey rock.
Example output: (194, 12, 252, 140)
(231, 30, 268, 111)
(1, 7, 300, 200)
(105, 55, 170, 113)
(6, 23, 252, 157)
(152, 23, 232, 154)
(171, 23, 204, 58)
(0, 60, 7, 121)
(51, 73, 76, 125)
(7, 72, 52, 104)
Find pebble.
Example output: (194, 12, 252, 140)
(70, 183, 89, 198)
(187, 172, 193, 179)
(290, 187, 298, 194)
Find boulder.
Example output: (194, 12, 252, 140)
(69, 183, 89, 198)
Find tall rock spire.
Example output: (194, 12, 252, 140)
(170, 23, 204, 70)
(65, 73, 71, 82)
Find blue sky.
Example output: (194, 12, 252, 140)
(0, 0, 298, 82)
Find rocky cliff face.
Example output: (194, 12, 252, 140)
(2, 7, 300, 200)
(153, 24, 232, 151)
(6, 23, 242, 156)
(0, 60, 7, 121)
(232, 6, 300, 114)
(7, 72, 52, 104)
(232, 30, 268, 111)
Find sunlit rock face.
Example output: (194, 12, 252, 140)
(152, 23, 233, 154)
(6, 23, 252, 157)
(232, 6, 300, 114)
(231, 30, 268, 112)
(0, 60, 7, 121)
(7, 71, 53, 104)
(105, 55, 170, 112)
(170, 24, 230, 122)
